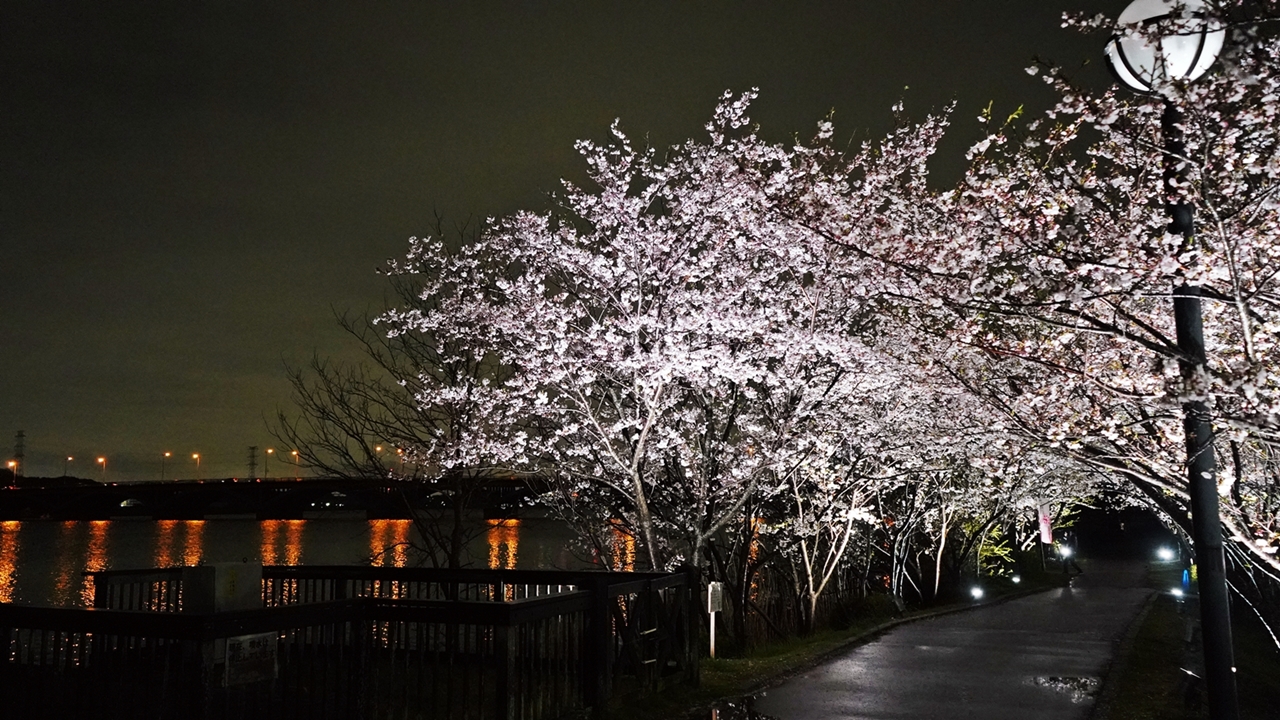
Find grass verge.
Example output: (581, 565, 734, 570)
(1094, 564, 1280, 720)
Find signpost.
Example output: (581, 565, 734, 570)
(706, 581, 723, 659)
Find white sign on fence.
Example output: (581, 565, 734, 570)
(225, 632, 277, 686)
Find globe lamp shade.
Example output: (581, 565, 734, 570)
(1105, 0, 1224, 94)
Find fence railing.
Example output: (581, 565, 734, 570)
(1, 566, 698, 720)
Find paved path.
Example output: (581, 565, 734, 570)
(749, 561, 1151, 720)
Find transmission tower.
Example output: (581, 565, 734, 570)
(247, 446, 258, 479)
(13, 430, 24, 478)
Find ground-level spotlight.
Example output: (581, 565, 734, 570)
(970, 587, 984, 600)
(1012, 575, 1022, 584)
(1157, 547, 1176, 562)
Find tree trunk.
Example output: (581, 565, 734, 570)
(632, 472, 659, 570)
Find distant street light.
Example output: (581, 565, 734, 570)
(161, 451, 172, 482)
(64, 456, 73, 477)
(192, 453, 201, 480)
(291, 450, 300, 479)
(97, 456, 106, 480)
(265, 448, 274, 479)
(1105, 3, 1237, 718)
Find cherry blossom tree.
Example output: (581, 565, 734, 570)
(381, 93, 957, 576)
(786, 1, 1280, 586)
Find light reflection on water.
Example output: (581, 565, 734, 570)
(260, 520, 282, 565)
(81, 521, 110, 606)
(283, 520, 303, 566)
(0, 521, 19, 603)
(0, 517, 585, 607)
(181, 520, 205, 567)
(155, 519, 178, 567)
(371, 519, 412, 567)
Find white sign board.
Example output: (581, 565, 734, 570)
(706, 581, 724, 614)
(225, 632, 277, 686)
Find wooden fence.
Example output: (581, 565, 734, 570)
(0, 566, 699, 720)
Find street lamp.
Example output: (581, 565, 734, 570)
(64, 456, 73, 477)
(97, 456, 106, 480)
(291, 450, 300, 479)
(192, 453, 201, 480)
(1105, 0, 1224, 95)
(1105, 3, 1238, 718)
(162, 451, 171, 482)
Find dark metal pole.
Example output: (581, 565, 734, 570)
(1163, 101, 1240, 720)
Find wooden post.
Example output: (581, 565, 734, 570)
(494, 623, 517, 720)
(685, 566, 701, 687)
(91, 573, 108, 609)
(587, 574, 612, 720)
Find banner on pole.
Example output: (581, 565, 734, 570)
(1038, 503, 1053, 544)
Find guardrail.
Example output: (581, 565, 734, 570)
(1, 566, 698, 719)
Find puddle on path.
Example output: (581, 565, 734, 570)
(710, 675, 1102, 717)
(1029, 675, 1101, 703)
(706, 698, 780, 720)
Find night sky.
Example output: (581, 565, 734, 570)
(1, 1, 1116, 480)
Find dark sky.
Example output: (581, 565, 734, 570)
(1, 1, 1116, 480)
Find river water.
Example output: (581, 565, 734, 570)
(0, 517, 615, 607)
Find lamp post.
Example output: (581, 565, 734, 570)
(64, 456, 73, 477)
(161, 451, 171, 482)
(1105, 2, 1238, 719)
(266, 448, 273, 479)
(97, 456, 107, 481)
(291, 450, 300, 479)
(192, 453, 201, 480)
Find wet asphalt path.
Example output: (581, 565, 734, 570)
(750, 561, 1151, 720)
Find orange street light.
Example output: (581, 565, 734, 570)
(161, 451, 172, 481)
(192, 453, 201, 479)
(291, 450, 300, 479)
(97, 456, 107, 480)
(64, 456, 73, 476)
(265, 448, 274, 478)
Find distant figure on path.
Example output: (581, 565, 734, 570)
(1060, 529, 1083, 575)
